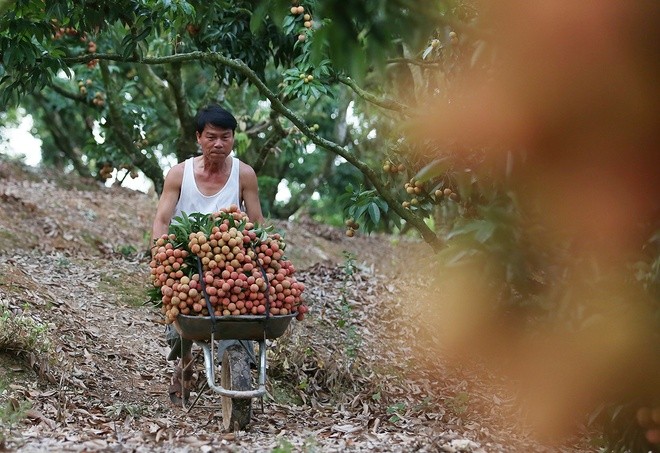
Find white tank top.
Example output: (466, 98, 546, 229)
(173, 156, 241, 220)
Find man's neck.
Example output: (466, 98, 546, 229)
(199, 155, 231, 175)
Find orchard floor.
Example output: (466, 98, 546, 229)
(0, 160, 598, 452)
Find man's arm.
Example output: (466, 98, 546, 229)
(239, 162, 264, 224)
(151, 163, 184, 246)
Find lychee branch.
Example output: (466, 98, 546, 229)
(230, 58, 444, 252)
(336, 74, 410, 115)
(48, 82, 87, 104)
(98, 59, 165, 193)
(58, 51, 444, 251)
(386, 57, 442, 69)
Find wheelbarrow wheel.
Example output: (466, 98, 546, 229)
(221, 344, 253, 431)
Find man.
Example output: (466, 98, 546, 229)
(151, 104, 264, 405)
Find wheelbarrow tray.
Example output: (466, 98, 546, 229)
(174, 313, 297, 341)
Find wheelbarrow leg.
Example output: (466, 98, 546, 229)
(178, 341, 200, 411)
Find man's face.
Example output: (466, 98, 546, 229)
(196, 123, 234, 161)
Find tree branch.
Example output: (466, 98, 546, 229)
(99, 60, 165, 193)
(136, 64, 176, 112)
(386, 57, 442, 68)
(48, 83, 86, 103)
(33, 93, 92, 177)
(162, 62, 195, 162)
(336, 74, 411, 115)
(252, 115, 288, 174)
(59, 51, 444, 250)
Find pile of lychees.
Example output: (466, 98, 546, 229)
(149, 205, 308, 323)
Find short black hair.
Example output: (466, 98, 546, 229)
(195, 104, 238, 134)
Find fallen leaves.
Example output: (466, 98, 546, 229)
(0, 160, 597, 452)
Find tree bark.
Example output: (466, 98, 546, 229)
(99, 60, 165, 193)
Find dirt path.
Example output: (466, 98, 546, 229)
(0, 252, 596, 453)
(0, 160, 597, 452)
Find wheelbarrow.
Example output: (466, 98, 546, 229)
(173, 313, 297, 431)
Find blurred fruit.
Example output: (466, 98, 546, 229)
(186, 24, 200, 36)
(652, 407, 660, 425)
(449, 31, 459, 45)
(637, 407, 653, 427)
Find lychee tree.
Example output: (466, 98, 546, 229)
(0, 0, 457, 249)
(1, 1, 658, 451)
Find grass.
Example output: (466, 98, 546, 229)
(99, 267, 151, 307)
(0, 228, 20, 254)
(0, 306, 52, 359)
(104, 402, 146, 419)
(0, 378, 31, 448)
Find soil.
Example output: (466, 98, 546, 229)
(0, 159, 597, 452)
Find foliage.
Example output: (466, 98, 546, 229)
(589, 234, 660, 453)
(0, 379, 31, 448)
(3, 3, 658, 451)
(0, 0, 464, 249)
(339, 185, 392, 234)
(0, 305, 52, 360)
(333, 251, 361, 358)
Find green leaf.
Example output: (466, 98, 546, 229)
(474, 220, 496, 243)
(355, 204, 368, 219)
(367, 202, 380, 225)
(414, 157, 449, 183)
(135, 27, 152, 42)
(374, 197, 389, 213)
(249, 2, 269, 33)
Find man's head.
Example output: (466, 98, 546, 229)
(195, 104, 237, 134)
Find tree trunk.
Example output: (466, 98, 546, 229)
(34, 95, 92, 178)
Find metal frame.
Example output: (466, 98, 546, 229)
(196, 334, 267, 399)
(174, 314, 296, 412)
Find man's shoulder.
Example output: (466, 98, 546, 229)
(237, 160, 257, 174)
(165, 160, 187, 180)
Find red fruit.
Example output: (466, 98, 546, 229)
(647, 429, 660, 445)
